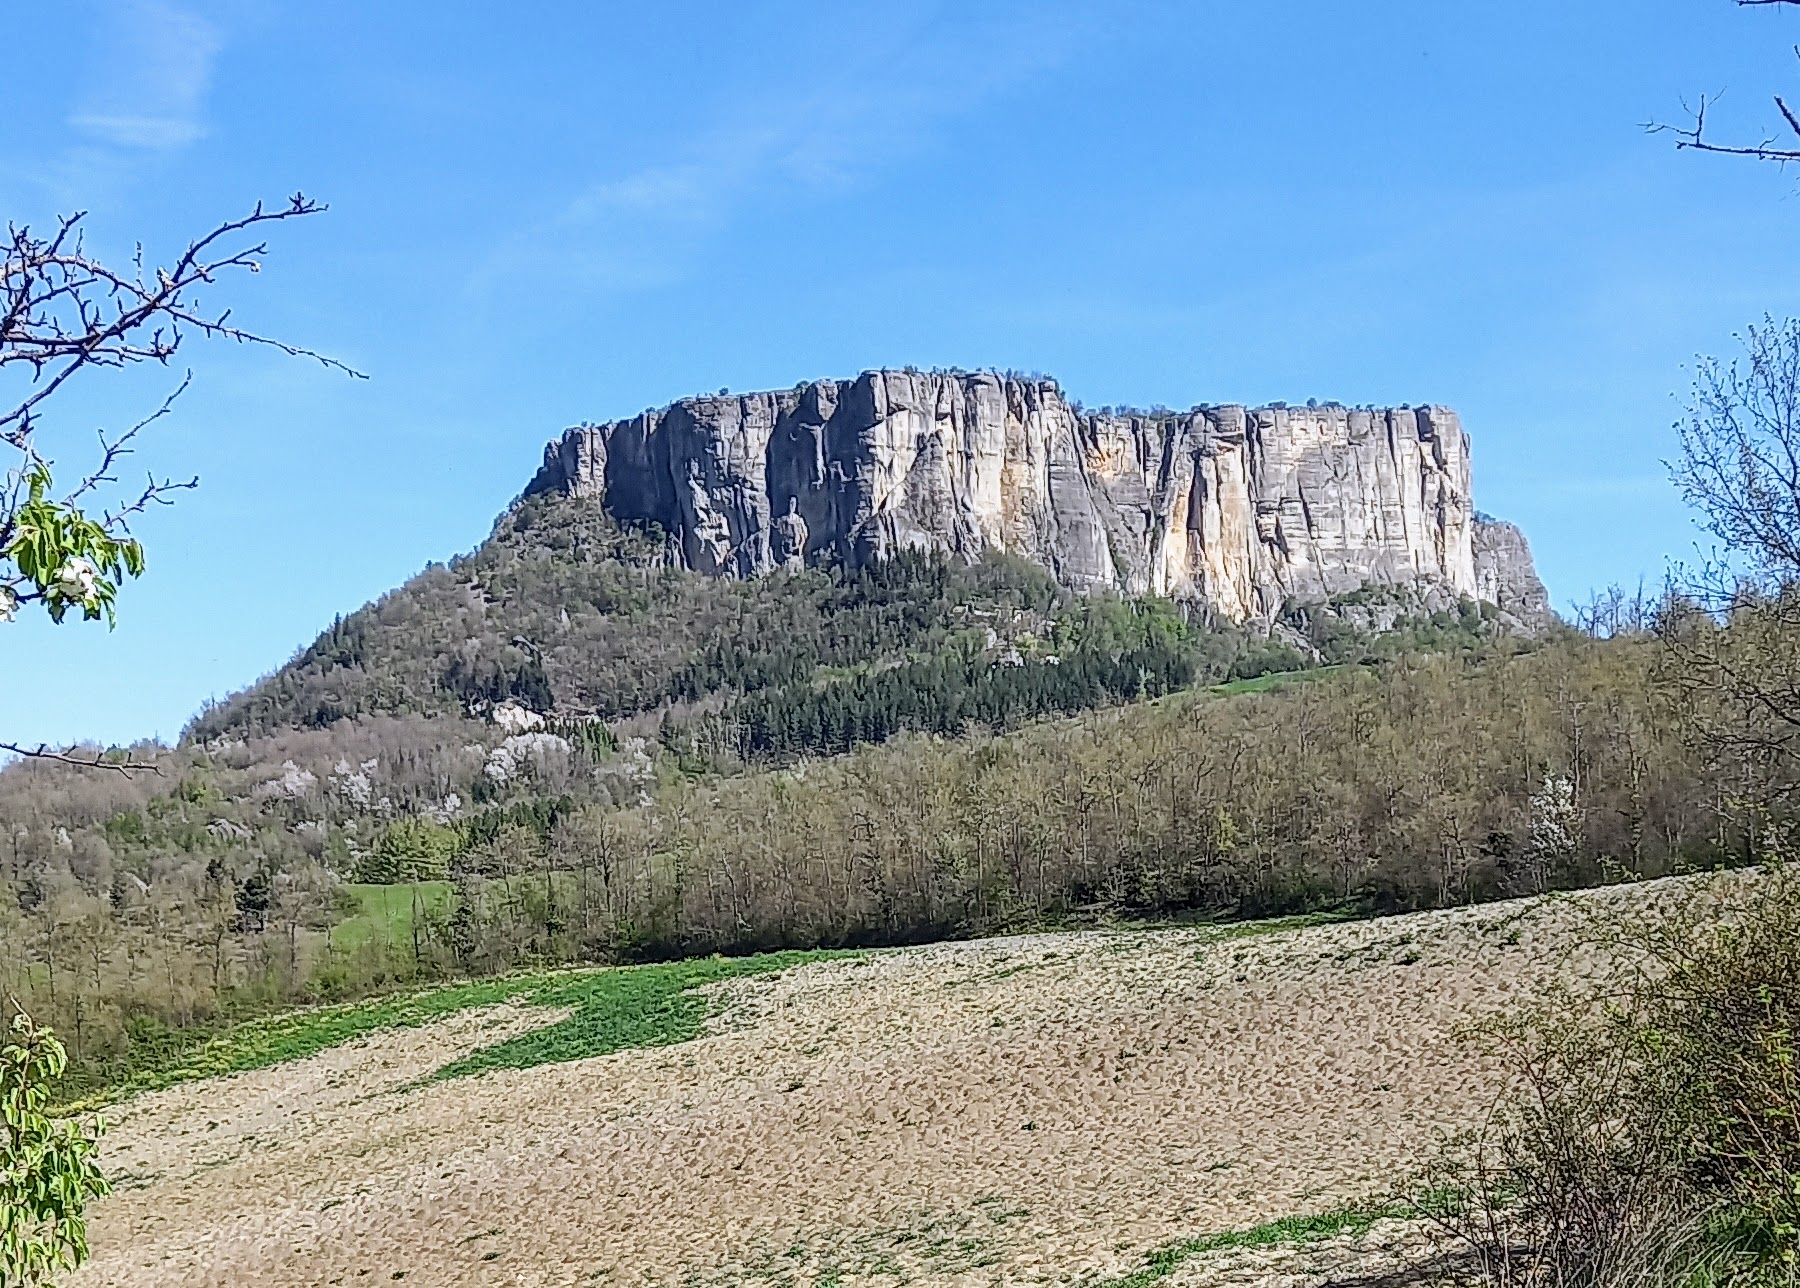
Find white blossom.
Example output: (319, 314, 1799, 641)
(490, 702, 546, 734)
(1527, 774, 1579, 860)
(55, 556, 98, 602)
(329, 756, 379, 807)
(596, 736, 657, 806)
(252, 759, 317, 802)
(618, 736, 654, 781)
(0, 586, 16, 623)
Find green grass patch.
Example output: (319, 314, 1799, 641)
(330, 881, 454, 955)
(1196, 908, 1363, 941)
(67, 949, 849, 1111)
(1207, 665, 1340, 698)
(1100, 1202, 1410, 1288)
(430, 949, 848, 1082)
(64, 974, 536, 1110)
(1094, 904, 1367, 941)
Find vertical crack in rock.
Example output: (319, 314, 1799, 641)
(527, 371, 1549, 624)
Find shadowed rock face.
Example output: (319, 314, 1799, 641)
(530, 370, 1547, 623)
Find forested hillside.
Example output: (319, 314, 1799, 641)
(0, 620, 1738, 1096)
(187, 491, 1500, 759)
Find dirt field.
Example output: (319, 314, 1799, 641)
(69, 885, 1652, 1287)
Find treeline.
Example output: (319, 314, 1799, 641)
(695, 599, 1219, 759)
(713, 595, 1513, 761)
(1, 633, 1748, 1091)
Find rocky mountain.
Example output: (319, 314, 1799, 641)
(529, 369, 1548, 623)
(189, 369, 1551, 747)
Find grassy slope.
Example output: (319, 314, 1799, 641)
(1099, 1203, 1414, 1288)
(75, 907, 1477, 1276)
(330, 881, 455, 955)
(76, 906, 1367, 1110)
(66, 949, 846, 1110)
(1206, 664, 1342, 697)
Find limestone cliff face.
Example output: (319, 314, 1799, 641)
(1472, 516, 1552, 625)
(529, 370, 1545, 622)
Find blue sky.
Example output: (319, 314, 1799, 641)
(7, 0, 1800, 748)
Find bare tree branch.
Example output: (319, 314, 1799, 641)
(1648, 92, 1800, 162)
(64, 373, 189, 502)
(1, 193, 365, 452)
(1649, 3, 1800, 161)
(0, 742, 158, 776)
(1, 195, 359, 775)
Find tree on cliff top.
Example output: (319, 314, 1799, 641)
(0, 195, 360, 766)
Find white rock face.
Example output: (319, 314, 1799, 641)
(488, 701, 546, 735)
(531, 371, 1545, 622)
(1472, 515, 1552, 625)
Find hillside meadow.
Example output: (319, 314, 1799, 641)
(62, 881, 1680, 1288)
(0, 631, 1739, 1100)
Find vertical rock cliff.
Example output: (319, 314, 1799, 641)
(1472, 515, 1552, 625)
(529, 370, 1547, 623)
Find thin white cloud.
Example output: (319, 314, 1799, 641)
(475, 2, 1108, 295)
(70, 0, 223, 153)
(68, 112, 207, 150)
(573, 163, 726, 221)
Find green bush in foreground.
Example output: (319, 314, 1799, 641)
(1, 1014, 110, 1288)
(1431, 862, 1800, 1287)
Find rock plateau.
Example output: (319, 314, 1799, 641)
(529, 370, 1548, 623)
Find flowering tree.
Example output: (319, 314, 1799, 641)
(1, 195, 359, 764)
(1522, 773, 1580, 893)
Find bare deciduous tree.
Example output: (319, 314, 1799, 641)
(1660, 319, 1800, 798)
(1, 194, 361, 768)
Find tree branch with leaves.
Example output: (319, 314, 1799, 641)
(0, 1010, 110, 1288)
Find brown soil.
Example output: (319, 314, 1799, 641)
(70, 884, 1654, 1287)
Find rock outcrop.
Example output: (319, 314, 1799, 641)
(528, 370, 1547, 623)
(1472, 515, 1552, 626)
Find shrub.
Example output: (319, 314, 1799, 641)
(0, 1013, 110, 1287)
(1427, 863, 1800, 1286)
